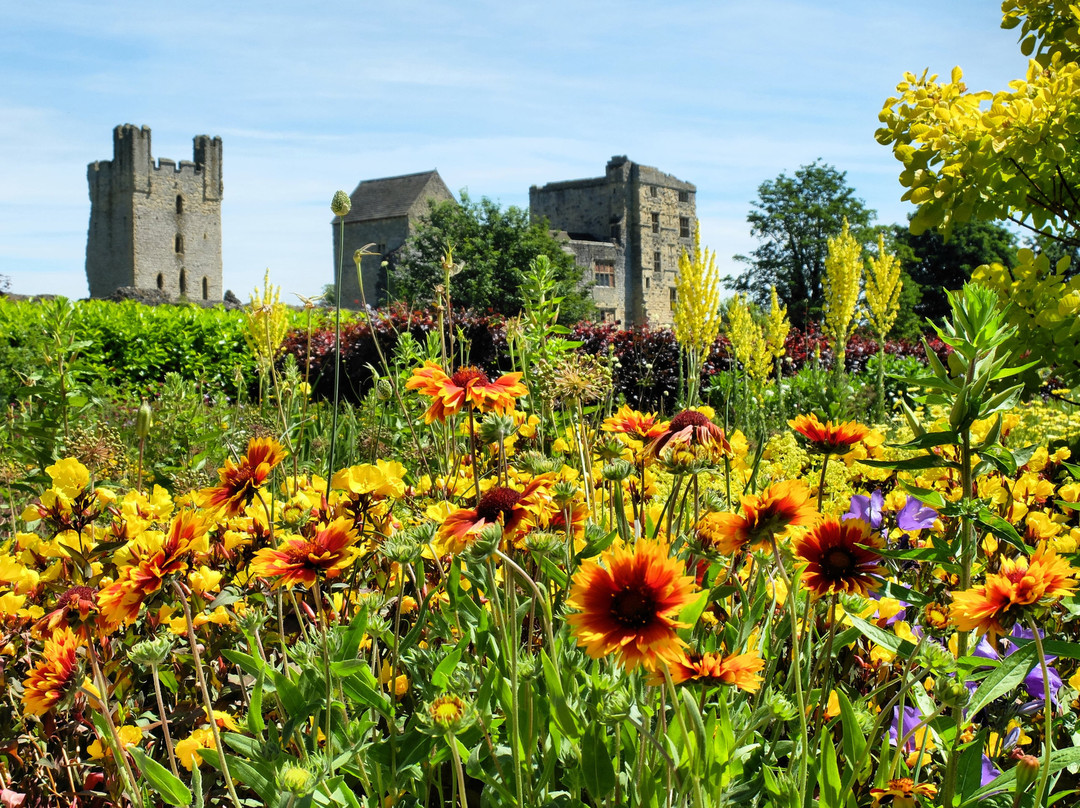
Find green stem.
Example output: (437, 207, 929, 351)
(770, 535, 809, 802)
(1030, 620, 1054, 808)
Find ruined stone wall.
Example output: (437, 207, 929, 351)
(530, 157, 696, 326)
(87, 125, 223, 302)
(563, 238, 625, 322)
(333, 217, 408, 308)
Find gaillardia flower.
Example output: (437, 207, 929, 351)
(788, 413, 869, 455)
(661, 650, 765, 692)
(795, 518, 885, 598)
(22, 628, 82, 716)
(602, 404, 669, 442)
(199, 437, 287, 516)
(437, 476, 554, 554)
(648, 409, 730, 458)
(250, 517, 360, 589)
(566, 539, 696, 671)
(869, 778, 937, 808)
(406, 361, 527, 423)
(951, 543, 1077, 637)
(698, 480, 817, 554)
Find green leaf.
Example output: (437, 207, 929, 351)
(974, 510, 1028, 553)
(889, 430, 959, 451)
(581, 723, 616, 801)
(897, 480, 948, 510)
(432, 638, 466, 690)
(967, 645, 1037, 717)
(128, 746, 192, 806)
(876, 579, 932, 607)
(836, 690, 867, 789)
(540, 647, 581, 740)
(846, 613, 918, 658)
(860, 455, 957, 471)
(817, 732, 843, 808)
(199, 749, 277, 805)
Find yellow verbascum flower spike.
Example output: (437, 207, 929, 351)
(823, 218, 862, 368)
(864, 232, 903, 340)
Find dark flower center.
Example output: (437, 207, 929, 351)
(476, 487, 522, 522)
(668, 410, 711, 431)
(610, 584, 656, 628)
(58, 585, 97, 609)
(824, 547, 855, 576)
(451, 366, 490, 388)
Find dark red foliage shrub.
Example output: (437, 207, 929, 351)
(280, 305, 509, 404)
(283, 308, 945, 409)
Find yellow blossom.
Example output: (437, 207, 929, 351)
(823, 218, 862, 366)
(864, 231, 903, 339)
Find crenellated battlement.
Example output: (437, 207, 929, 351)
(86, 124, 223, 302)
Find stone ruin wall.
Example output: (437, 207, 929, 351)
(87, 125, 223, 302)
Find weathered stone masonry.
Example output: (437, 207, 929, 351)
(86, 125, 223, 301)
(530, 156, 696, 326)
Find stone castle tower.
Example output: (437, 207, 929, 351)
(530, 156, 696, 326)
(86, 124, 223, 301)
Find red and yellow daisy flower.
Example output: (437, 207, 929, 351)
(566, 538, 697, 671)
(406, 361, 527, 424)
(22, 627, 82, 716)
(795, 518, 885, 598)
(659, 650, 765, 692)
(869, 778, 937, 807)
(788, 413, 869, 455)
(249, 517, 360, 589)
(37, 585, 99, 640)
(951, 543, 1078, 637)
(602, 404, 669, 442)
(437, 476, 554, 554)
(98, 510, 210, 628)
(199, 437, 287, 516)
(648, 409, 730, 458)
(698, 480, 818, 554)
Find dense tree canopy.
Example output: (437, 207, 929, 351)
(890, 216, 1018, 323)
(730, 161, 876, 328)
(389, 193, 593, 323)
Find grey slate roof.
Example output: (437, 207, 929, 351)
(335, 170, 451, 224)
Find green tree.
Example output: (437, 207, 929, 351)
(390, 192, 593, 323)
(730, 161, 876, 328)
(890, 216, 1018, 324)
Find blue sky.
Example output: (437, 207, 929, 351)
(0, 1, 1029, 303)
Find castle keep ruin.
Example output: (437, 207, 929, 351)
(531, 156, 696, 326)
(86, 124, 223, 301)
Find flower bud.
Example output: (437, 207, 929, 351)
(601, 459, 634, 482)
(277, 763, 317, 796)
(129, 635, 172, 667)
(376, 378, 393, 402)
(330, 190, 351, 217)
(937, 675, 971, 710)
(1014, 753, 1039, 794)
(135, 399, 152, 440)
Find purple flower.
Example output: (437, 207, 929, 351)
(845, 490, 884, 529)
(889, 705, 922, 751)
(981, 755, 1002, 787)
(897, 496, 938, 531)
(973, 627, 1061, 706)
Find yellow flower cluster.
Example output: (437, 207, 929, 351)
(726, 295, 771, 384)
(244, 270, 290, 373)
(823, 218, 862, 363)
(864, 233, 903, 339)
(673, 231, 724, 358)
(764, 286, 790, 362)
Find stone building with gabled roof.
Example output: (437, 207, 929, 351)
(331, 170, 455, 308)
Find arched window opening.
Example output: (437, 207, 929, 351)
(156, 273, 164, 290)
(175, 234, 184, 254)
(176, 195, 183, 214)
(179, 268, 187, 297)
(202, 277, 209, 300)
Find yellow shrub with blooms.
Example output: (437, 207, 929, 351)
(244, 270, 290, 375)
(864, 232, 902, 340)
(822, 218, 862, 368)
